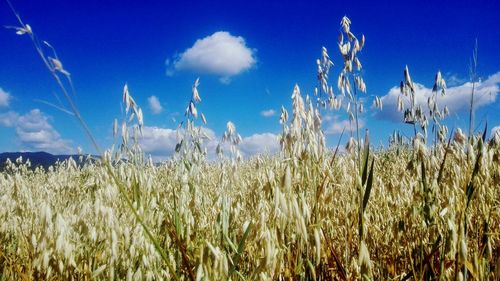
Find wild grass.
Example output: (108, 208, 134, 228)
(0, 132, 498, 280)
(1, 5, 500, 280)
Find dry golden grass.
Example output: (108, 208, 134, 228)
(0, 129, 499, 280)
(2, 5, 499, 279)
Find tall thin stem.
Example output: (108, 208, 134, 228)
(7, 0, 101, 154)
(352, 81, 361, 166)
(468, 39, 478, 141)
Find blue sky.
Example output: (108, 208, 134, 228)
(0, 0, 499, 159)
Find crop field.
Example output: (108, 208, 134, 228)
(1, 128, 499, 280)
(1, 2, 500, 281)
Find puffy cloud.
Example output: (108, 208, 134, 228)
(138, 125, 279, 161)
(260, 109, 276, 117)
(147, 95, 163, 114)
(492, 126, 500, 138)
(166, 31, 256, 81)
(0, 111, 19, 127)
(0, 88, 11, 107)
(324, 115, 365, 135)
(0, 109, 73, 154)
(239, 133, 280, 156)
(138, 126, 217, 161)
(138, 126, 178, 160)
(377, 72, 500, 122)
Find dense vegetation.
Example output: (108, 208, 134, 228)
(1, 128, 499, 280)
(1, 7, 499, 280)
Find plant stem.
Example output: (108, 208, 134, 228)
(468, 39, 478, 141)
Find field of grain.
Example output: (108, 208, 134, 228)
(1, 6, 499, 281)
(1, 125, 499, 280)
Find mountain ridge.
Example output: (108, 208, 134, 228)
(0, 151, 94, 170)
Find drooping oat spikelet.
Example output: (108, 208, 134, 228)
(358, 241, 372, 280)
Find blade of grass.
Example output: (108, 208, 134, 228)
(306, 259, 317, 281)
(466, 137, 483, 209)
(362, 158, 375, 212)
(421, 161, 428, 194)
(481, 121, 487, 142)
(228, 222, 253, 279)
(224, 233, 238, 254)
(361, 130, 370, 185)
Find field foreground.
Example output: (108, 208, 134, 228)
(0, 135, 499, 280)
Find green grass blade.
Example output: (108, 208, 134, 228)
(224, 233, 238, 254)
(466, 138, 483, 209)
(421, 160, 427, 193)
(361, 130, 370, 185)
(362, 158, 375, 212)
(482, 121, 487, 142)
(228, 222, 253, 279)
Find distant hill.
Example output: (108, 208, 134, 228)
(0, 152, 96, 171)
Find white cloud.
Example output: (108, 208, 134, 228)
(324, 115, 365, 135)
(138, 125, 279, 161)
(0, 111, 19, 127)
(139, 126, 178, 160)
(377, 72, 500, 122)
(148, 95, 163, 114)
(445, 73, 467, 87)
(166, 31, 256, 81)
(240, 133, 280, 156)
(492, 126, 500, 138)
(0, 88, 11, 107)
(260, 109, 276, 117)
(139, 126, 217, 161)
(0, 109, 73, 154)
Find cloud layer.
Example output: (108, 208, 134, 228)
(166, 31, 256, 80)
(0, 88, 11, 107)
(377, 72, 500, 122)
(147, 96, 163, 114)
(239, 133, 279, 156)
(0, 109, 74, 154)
(138, 126, 278, 161)
(324, 115, 365, 135)
(138, 126, 178, 160)
(492, 126, 500, 138)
